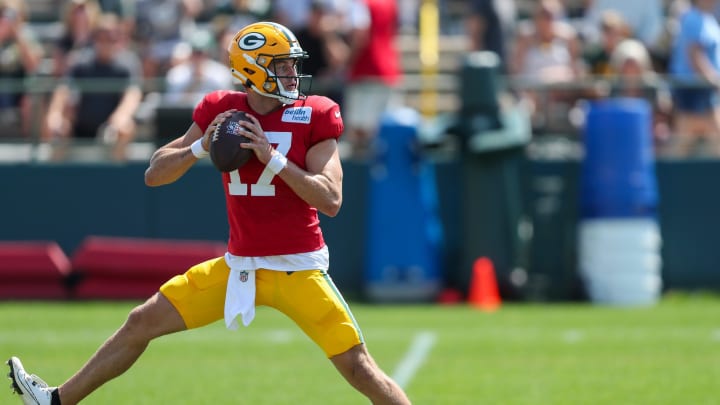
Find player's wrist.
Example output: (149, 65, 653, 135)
(267, 152, 288, 174)
(191, 138, 208, 159)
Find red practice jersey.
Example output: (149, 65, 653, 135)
(347, 0, 401, 86)
(193, 91, 344, 256)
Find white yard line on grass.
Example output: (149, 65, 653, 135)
(562, 329, 584, 344)
(392, 331, 437, 390)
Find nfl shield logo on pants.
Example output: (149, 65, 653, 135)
(239, 271, 249, 283)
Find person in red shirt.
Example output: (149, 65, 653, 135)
(8, 21, 411, 405)
(342, 0, 402, 158)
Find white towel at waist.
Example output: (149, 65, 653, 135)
(223, 247, 330, 329)
(224, 267, 256, 329)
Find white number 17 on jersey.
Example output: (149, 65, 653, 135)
(227, 131, 291, 196)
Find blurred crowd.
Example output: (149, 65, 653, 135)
(0, 0, 404, 160)
(1, 0, 720, 160)
(469, 0, 720, 158)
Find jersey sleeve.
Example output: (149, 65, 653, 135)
(310, 96, 344, 145)
(192, 90, 236, 132)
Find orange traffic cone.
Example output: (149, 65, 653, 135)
(468, 257, 501, 311)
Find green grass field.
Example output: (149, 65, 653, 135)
(2, 294, 719, 404)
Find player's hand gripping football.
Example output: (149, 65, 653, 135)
(202, 109, 238, 152)
(204, 109, 281, 173)
(204, 110, 274, 164)
(235, 113, 276, 166)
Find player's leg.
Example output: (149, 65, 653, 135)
(330, 344, 410, 405)
(7, 293, 184, 405)
(61, 255, 229, 404)
(259, 269, 410, 405)
(58, 292, 186, 405)
(8, 256, 229, 405)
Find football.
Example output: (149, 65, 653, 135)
(209, 111, 254, 172)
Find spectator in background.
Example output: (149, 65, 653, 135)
(510, 0, 582, 84)
(609, 39, 673, 150)
(294, 0, 349, 103)
(342, 0, 402, 158)
(97, 0, 134, 18)
(271, 0, 313, 31)
(163, 29, 233, 107)
(214, 18, 242, 62)
(95, 0, 135, 41)
(131, 0, 203, 82)
(0, 0, 43, 139)
(464, 0, 517, 72)
(51, 0, 102, 78)
(510, 0, 584, 132)
(653, 0, 693, 73)
(212, 0, 267, 35)
(44, 14, 143, 161)
(668, 0, 720, 157)
(397, 0, 418, 34)
(582, 0, 664, 52)
(583, 10, 631, 77)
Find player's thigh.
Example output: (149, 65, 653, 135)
(159, 256, 229, 329)
(126, 292, 187, 337)
(259, 269, 363, 358)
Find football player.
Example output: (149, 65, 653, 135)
(8, 21, 411, 405)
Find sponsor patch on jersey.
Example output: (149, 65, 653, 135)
(282, 107, 312, 124)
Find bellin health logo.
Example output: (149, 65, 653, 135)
(282, 107, 312, 124)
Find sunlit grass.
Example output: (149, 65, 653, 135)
(2, 295, 719, 404)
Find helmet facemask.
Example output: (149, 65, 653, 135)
(261, 55, 311, 104)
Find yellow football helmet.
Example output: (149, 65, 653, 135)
(228, 22, 310, 104)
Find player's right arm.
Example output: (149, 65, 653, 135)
(145, 110, 233, 187)
(144, 123, 205, 187)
